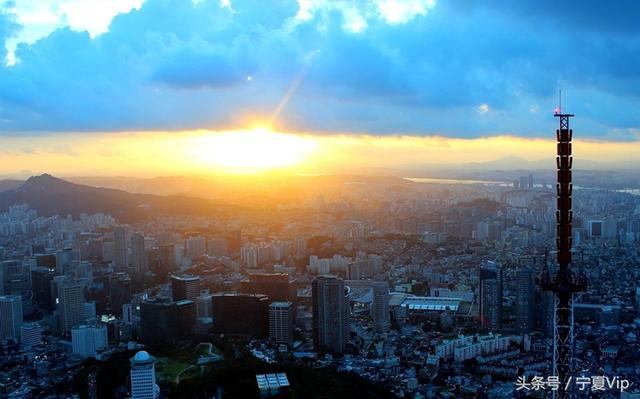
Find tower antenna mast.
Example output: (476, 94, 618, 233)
(543, 91, 586, 399)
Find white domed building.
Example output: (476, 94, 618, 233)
(130, 351, 160, 399)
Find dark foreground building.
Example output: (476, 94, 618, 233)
(139, 297, 195, 344)
(211, 293, 269, 337)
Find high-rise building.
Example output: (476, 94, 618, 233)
(139, 297, 195, 344)
(475, 221, 490, 241)
(195, 293, 212, 319)
(130, 233, 147, 275)
(228, 229, 241, 253)
(20, 322, 42, 349)
(269, 302, 293, 345)
(240, 245, 258, 269)
(114, 226, 127, 272)
(372, 281, 390, 334)
(55, 248, 80, 275)
(479, 262, 502, 331)
(347, 256, 383, 280)
(130, 351, 160, 399)
(108, 273, 132, 317)
(528, 174, 534, 189)
(587, 220, 603, 237)
(0, 295, 23, 340)
(602, 218, 618, 239)
(295, 237, 307, 258)
(31, 267, 55, 311)
(211, 293, 269, 337)
(170, 275, 200, 301)
(240, 273, 297, 305)
(57, 281, 85, 333)
(185, 236, 206, 260)
(175, 300, 196, 339)
(83, 301, 97, 321)
(157, 244, 175, 272)
(515, 268, 536, 334)
(71, 324, 108, 358)
(1, 260, 30, 295)
(206, 238, 228, 257)
(312, 275, 349, 353)
(122, 303, 133, 324)
(519, 176, 529, 190)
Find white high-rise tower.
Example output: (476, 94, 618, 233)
(130, 351, 160, 399)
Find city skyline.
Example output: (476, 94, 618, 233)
(1, 1, 639, 398)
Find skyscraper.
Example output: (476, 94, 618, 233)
(228, 229, 241, 253)
(372, 281, 390, 334)
(515, 267, 536, 334)
(108, 273, 131, 317)
(1, 260, 29, 296)
(269, 301, 293, 345)
(71, 324, 108, 358)
(122, 303, 134, 324)
(170, 275, 200, 301)
(139, 297, 195, 344)
(195, 292, 212, 319)
(114, 226, 127, 272)
(312, 275, 350, 353)
(240, 273, 297, 305)
(240, 244, 258, 269)
(31, 267, 55, 311)
(157, 243, 176, 272)
(130, 351, 160, 399)
(210, 293, 269, 337)
(588, 220, 603, 237)
(185, 236, 206, 260)
(55, 248, 80, 275)
(130, 233, 147, 275)
(479, 262, 502, 331)
(58, 281, 85, 333)
(519, 176, 529, 190)
(20, 322, 42, 349)
(0, 295, 23, 340)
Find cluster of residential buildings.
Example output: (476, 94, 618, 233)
(1, 175, 640, 397)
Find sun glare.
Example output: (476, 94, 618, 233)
(188, 127, 318, 173)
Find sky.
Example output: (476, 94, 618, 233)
(0, 0, 639, 176)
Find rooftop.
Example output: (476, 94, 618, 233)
(400, 296, 462, 312)
(256, 373, 290, 390)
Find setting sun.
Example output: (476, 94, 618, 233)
(187, 127, 318, 173)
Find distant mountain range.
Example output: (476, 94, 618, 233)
(0, 173, 415, 221)
(0, 165, 638, 222)
(406, 155, 633, 173)
(0, 174, 220, 222)
(66, 173, 414, 202)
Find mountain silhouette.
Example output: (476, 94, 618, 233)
(0, 174, 218, 222)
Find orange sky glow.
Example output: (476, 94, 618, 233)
(2, 128, 639, 177)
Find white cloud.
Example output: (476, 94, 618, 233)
(292, 0, 434, 32)
(376, 0, 436, 25)
(342, 6, 367, 33)
(2, 0, 144, 64)
(478, 103, 490, 114)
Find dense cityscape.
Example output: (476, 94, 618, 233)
(0, 170, 639, 398)
(2, 0, 640, 398)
